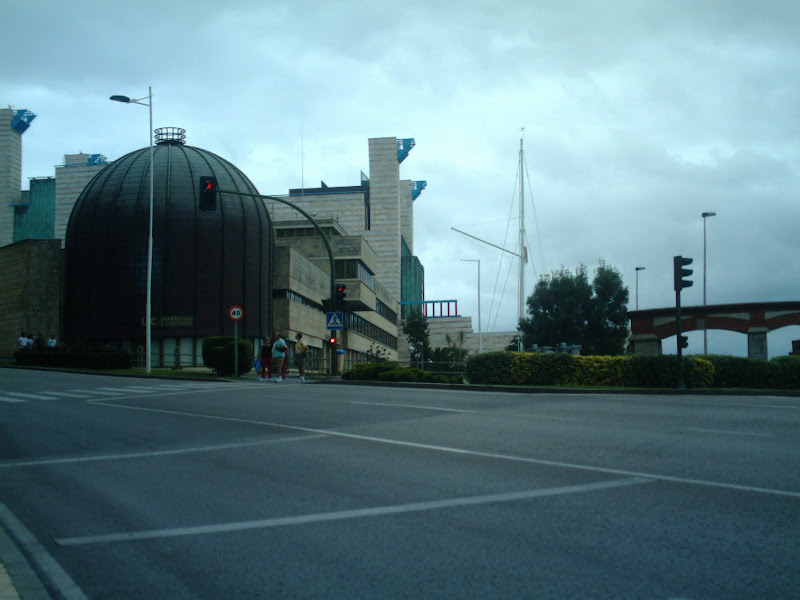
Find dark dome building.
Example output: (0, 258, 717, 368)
(64, 128, 272, 363)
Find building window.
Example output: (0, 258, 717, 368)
(272, 289, 323, 311)
(343, 313, 398, 349)
(376, 299, 397, 324)
(335, 260, 375, 291)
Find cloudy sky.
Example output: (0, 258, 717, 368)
(4, 0, 799, 356)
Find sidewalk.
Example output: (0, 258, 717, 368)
(0, 524, 51, 600)
(0, 562, 21, 600)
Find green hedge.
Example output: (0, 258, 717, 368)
(343, 362, 461, 384)
(201, 336, 254, 376)
(467, 352, 715, 388)
(464, 351, 514, 385)
(14, 350, 132, 370)
(698, 355, 770, 388)
(769, 356, 800, 389)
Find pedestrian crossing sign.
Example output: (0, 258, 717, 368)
(326, 312, 344, 330)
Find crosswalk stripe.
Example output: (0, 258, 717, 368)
(1, 383, 229, 403)
(3, 392, 62, 401)
(68, 388, 126, 396)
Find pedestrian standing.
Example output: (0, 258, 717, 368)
(47, 334, 57, 349)
(271, 332, 287, 382)
(294, 333, 309, 382)
(262, 337, 273, 380)
(18, 332, 28, 350)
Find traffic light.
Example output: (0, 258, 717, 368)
(335, 284, 347, 306)
(673, 255, 693, 292)
(680, 335, 689, 349)
(328, 334, 337, 345)
(199, 176, 218, 211)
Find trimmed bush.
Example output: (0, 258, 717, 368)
(699, 355, 769, 388)
(511, 353, 579, 385)
(687, 358, 715, 389)
(769, 355, 800, 389)
(466, 351, 514, 384)
(342, 362, 398, 380)
(201, 336, 253, 376)
(343, 362, 461, 384)
(468, 351, 713, 388)
(570, 356, 632, 387)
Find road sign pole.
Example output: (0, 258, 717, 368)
(676, 290, 683, 390)
(227, 305, 244, 377)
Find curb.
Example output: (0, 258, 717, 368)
(0, 525, 51, 600)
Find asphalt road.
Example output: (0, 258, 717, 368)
(1, 369, 799, 599)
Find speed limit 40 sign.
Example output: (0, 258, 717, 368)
(228, 305, 244, 321)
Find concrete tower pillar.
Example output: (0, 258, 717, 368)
(365, 137, 402, 301)
(0, 108, 24, 247)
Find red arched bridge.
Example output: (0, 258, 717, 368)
(628, 301, 800, 359)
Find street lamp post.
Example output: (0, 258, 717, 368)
(460, 259, 482, 353)
(702, 211, 717, 354)
(635, 266, 645, 311)
(111, 87, 154, 373)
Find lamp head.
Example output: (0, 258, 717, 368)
(110, 95, 132, 103)
(702, 211, 717, 218)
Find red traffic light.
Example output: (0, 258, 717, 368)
(329, 336, 337, 345)
(199, 176, 218, 211)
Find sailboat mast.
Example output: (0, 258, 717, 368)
(518, 132, 526, 351)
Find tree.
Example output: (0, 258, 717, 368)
(518, 262, 630, 355)
(402, 308, 430, 362)
(429, 332, 469, 373)
(587, 261, 630, 355)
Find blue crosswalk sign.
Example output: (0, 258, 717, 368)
(326, 312, 344, 330)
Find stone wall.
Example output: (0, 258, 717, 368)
(0, 239, 63, 357)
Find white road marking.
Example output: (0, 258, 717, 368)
(55, 477, 653, 546)
(0, 502, 89, 600)
(0, 396, 26, 403)
(515, 414, 586, 422)
(86, 401, 800, 499)
(40, 391, 90, 398)
(686, 428, 775, 438)
(348, 400, 475, 413)
(119, 386, 165, 392)
(0, 434, 326, 469)
(150, 384, 198, 390)
(68, 388, 126, 396)
(2, 391, 62, 401)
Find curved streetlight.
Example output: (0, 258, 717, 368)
(111, 87, 153, 372)
(635, 266, 645, 311)
(702, 211, 717, 354)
